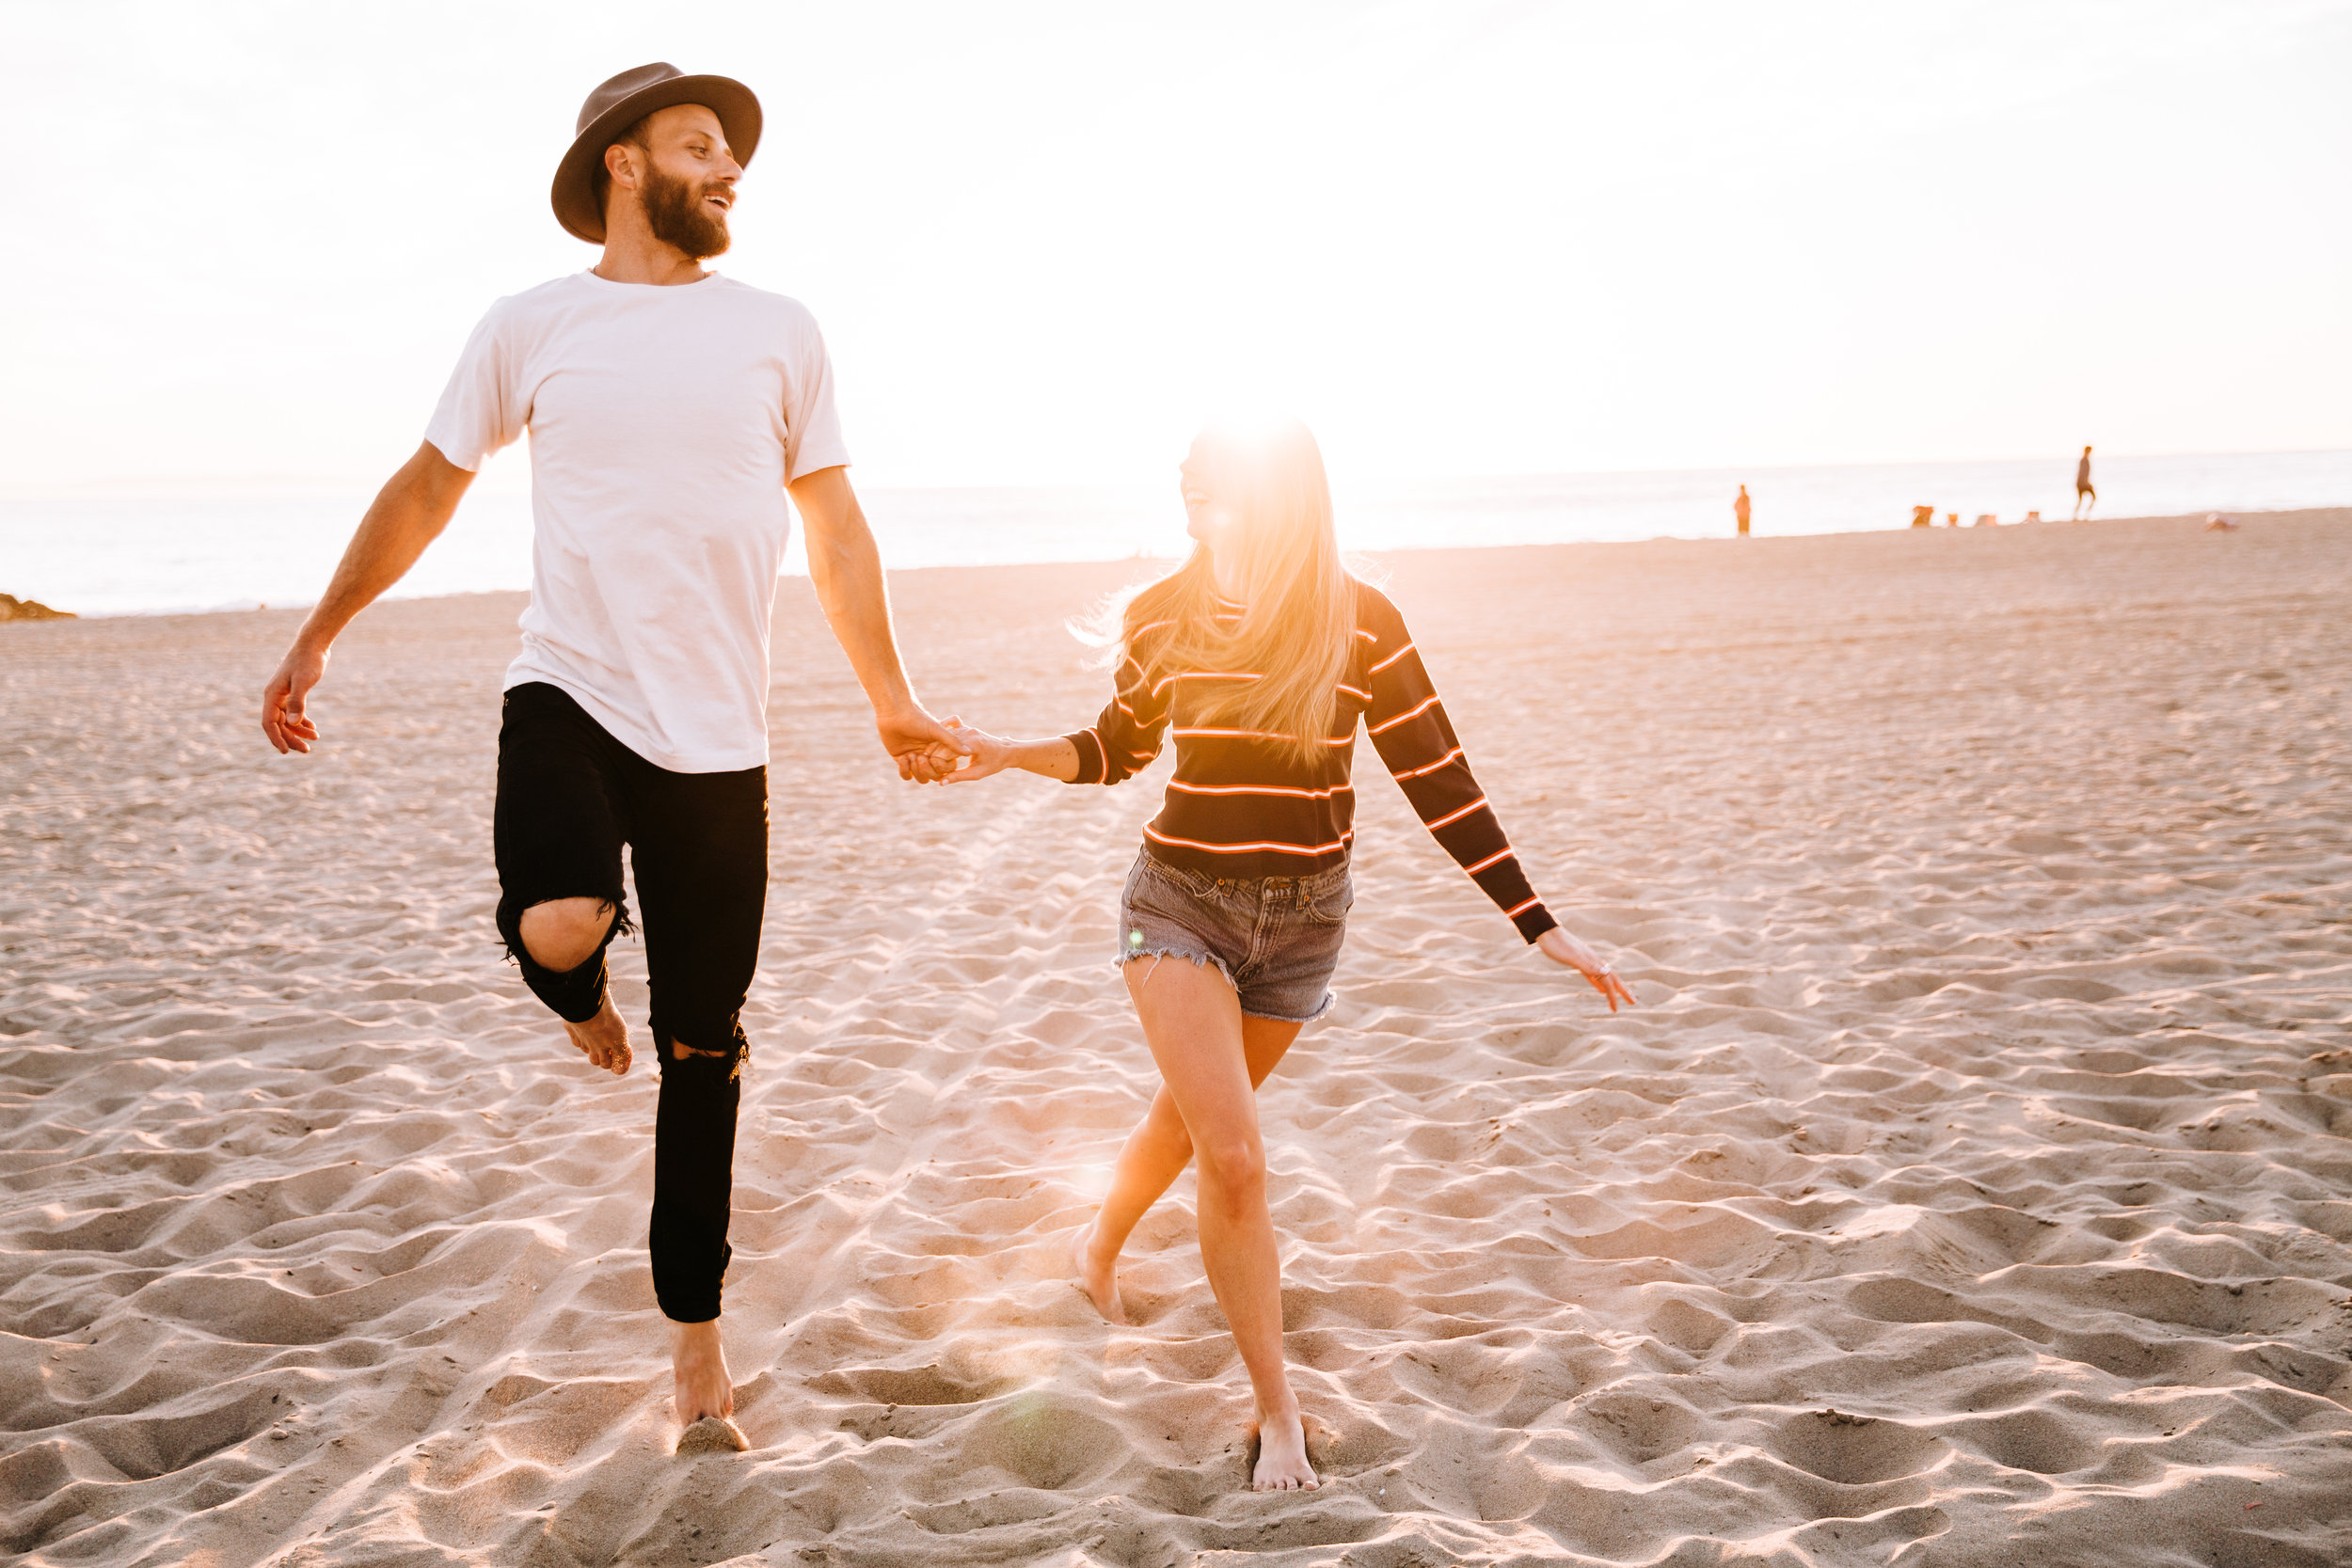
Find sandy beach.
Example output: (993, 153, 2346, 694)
(5, 509, 2351, 1566)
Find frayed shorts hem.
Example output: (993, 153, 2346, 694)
(1115, 944, 1237, 992)
(1111, 947, 1334, 1025)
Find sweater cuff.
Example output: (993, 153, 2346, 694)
(1063, 729, 1106, 784)
(1510, 901, 1560, 944)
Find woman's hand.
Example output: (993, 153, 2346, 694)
(930, 725, 1083, 784)
(1537, 927, 1636, 1011)
(943, 722, 1019, 784)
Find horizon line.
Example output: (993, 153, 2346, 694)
(5, 445, 2347, 504)
(42, 504, 2345, 622)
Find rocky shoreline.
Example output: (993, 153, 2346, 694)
(0, 593, 73, 621)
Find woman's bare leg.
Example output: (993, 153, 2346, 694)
(1110, 959, 1315, 1490)
(1074, 1011, 1302, 1323)
(1071, 1087, 1187, 1326)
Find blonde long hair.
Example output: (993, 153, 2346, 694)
(1093, 420, 1359, 768)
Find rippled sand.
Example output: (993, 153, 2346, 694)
(5, 510, 2350, 1566)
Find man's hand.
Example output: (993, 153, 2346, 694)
(256, 442, 473, 756)
(878, 705, 970, 784)
(791, 467, 970, 785)
(262, 640, 330, 754)
(1536, 926, 1638, 1011)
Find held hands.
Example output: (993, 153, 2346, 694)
(1537, 927, 1637, 1011)
(878, 705, 972, 784)
(879, 721, 1018, 784)
(939, 723, 1016, 784)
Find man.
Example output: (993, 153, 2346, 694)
(258, 63, 964, 1440)
(1733, 483, 1751, 538)
(2074, 444, 2096, 519)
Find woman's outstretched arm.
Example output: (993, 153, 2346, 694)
(949, 644, 1171, 786)
(1361, 592, 1635, 1009)
(946, 731, 1082, 783)
(1360, 599, 1556, 941)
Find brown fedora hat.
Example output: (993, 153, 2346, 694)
(550, 62, 763, 245)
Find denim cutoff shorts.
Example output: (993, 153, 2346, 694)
(1114, 848, 1353, 1023)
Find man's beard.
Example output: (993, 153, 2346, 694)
(641, 166, 732, 260)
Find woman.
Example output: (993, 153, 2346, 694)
(945, 419, 1634, 1492)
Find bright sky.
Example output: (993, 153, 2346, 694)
(5, 0, 2345, 493)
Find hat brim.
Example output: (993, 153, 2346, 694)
(550, 73, 764, 245)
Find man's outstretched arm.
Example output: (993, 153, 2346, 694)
(787, 465, 965, 783)
(261, 440, 475, 754)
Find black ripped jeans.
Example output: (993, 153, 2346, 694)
(492, 682, 768, 1323)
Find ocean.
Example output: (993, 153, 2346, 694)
(4, 449, 2345, 618)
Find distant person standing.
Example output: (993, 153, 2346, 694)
(1734, 484, 1752, 537)
(2073, 445, 2096, 519)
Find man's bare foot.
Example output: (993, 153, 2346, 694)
(1071, 1218, 1126, 1325)
(672, 1318, 733, 1426)
(564, 993, 631, 1075)
(1249, 1404, 1318, 1492)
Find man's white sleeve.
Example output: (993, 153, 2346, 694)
(422, 301, 524, 473)
(781, 309, 851, 483)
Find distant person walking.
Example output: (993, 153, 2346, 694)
(2073, 445, 2096, 519)
(1734, 484, 1752, 538)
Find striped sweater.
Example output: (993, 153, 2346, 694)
(1063, 581, 1557, 942)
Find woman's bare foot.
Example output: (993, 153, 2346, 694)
(1071, 1219, 1126, 1325)
(676, 1414, 748, 1453)
(672, 1318, 734, 1426)
(1249, 1404, 1318, 1492)
(564, 993, 631, 1075)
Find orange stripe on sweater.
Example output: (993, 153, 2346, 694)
(1168, 780, 1355, 800)
(1148, 670, 1263, 698)
(1173, 727, 1354, 744)
(1368, 695, 1441, 735)
(1145, 826, 1354, 855)
(1425, 796, 1489, 830)
(1392, 746, 1464, 780)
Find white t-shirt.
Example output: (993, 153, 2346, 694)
(424, 270, 850, 773)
